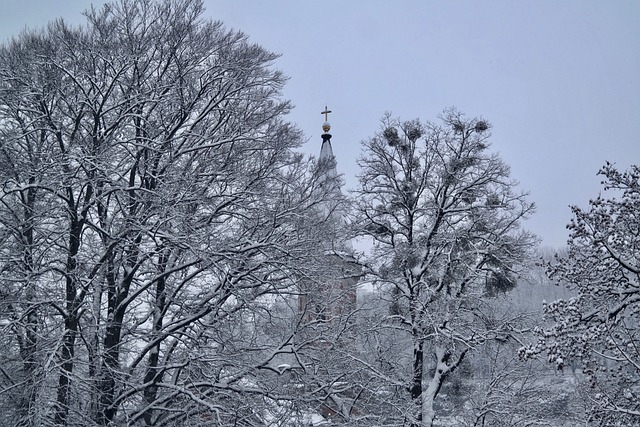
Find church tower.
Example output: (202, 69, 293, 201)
(318, 106, 338, 189)
(313, 106, 342, 218)
(298, 107, 359, 324)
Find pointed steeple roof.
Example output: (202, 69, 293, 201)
(317, 106, 340, 196)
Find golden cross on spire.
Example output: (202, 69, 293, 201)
(321, 106, 332, 121)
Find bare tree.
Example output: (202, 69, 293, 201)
(0, 1, 340, 425)
(523, 163, 640, 425)
(351, 109, 536, 426)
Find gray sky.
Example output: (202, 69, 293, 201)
(1, 1, 638, 248)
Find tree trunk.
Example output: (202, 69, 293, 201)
(97, 275, 130, 425)
(410, 339, 424, 427)
(54, 217, 84, 426)
(97, 234, 139, 425)
(98, 320, 123, 425)
(142, 248, 170, 425)
(54, 317, 79, 426)
(17, 184, 39, 426)
(421, 346, 468, 427)
(420, 347, 448, 427)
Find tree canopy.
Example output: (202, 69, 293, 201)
(351, 109, 536, 426)
(0, 1, 340, 425)
(524, 163, 640, 424)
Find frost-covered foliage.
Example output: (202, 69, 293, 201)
(523, 163, 640, 425)
(0, 1, 342, 426)
(352, 109, 536, 426)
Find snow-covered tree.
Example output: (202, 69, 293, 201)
(352, 109, 536, 426)
(0, 1, 341, 425)
(524, 163, 640, 425)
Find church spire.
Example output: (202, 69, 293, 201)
(319, 106, 337, 179)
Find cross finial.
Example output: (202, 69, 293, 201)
(321, 106, 332, 121)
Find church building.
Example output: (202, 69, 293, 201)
(297, 107, 360, 326)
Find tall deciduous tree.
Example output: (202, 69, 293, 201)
(524, 163, 640, 425)
(352, 109, 536, 426)
(0, 1, 338, 425)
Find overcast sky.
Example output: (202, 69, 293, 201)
(1, 1, 638, 248)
